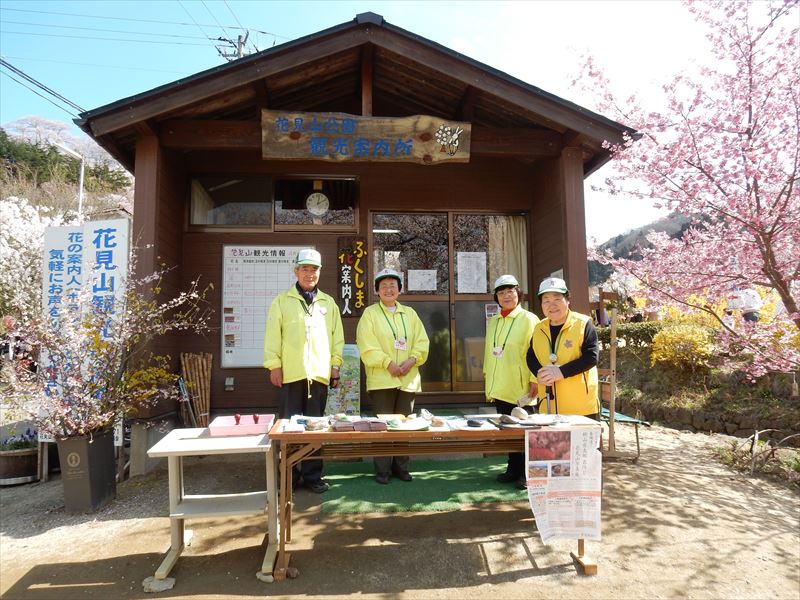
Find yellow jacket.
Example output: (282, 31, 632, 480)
(263, 286, 344, 385)
(483, 305, 539, 405)
(356, 301, 429, 392)
(531, 310, 599, 416)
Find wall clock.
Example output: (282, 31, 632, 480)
(306, 192, 330, 216)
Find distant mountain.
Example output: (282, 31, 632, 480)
(588, 212, 692, 285)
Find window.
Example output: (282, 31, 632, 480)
(190, 177, 272, 226)
(274, 177, 357, 229)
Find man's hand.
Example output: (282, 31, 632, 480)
(269, 368, 283, 388)
(330, 367, 340, 389)
(387, 362, 403, 377)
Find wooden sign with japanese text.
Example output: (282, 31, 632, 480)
(262, 110, 470, 164)
(337, 237, 367, 317)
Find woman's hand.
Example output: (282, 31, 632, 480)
(398, 357, 417, 375)
(536, 365, 564, 385)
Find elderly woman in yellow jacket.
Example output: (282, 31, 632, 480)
(356, 268, 429, 485)
(483, 274, 539, 489)
(526, 277, 600, 418)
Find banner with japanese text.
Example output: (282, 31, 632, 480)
(262, 110, 470, 164)
(525, 418, 602, 544)
(337, 237, 366, 317)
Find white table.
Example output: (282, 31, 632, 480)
(147, 427, 278, 580)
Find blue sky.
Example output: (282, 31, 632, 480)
(0, 0, 709, 242)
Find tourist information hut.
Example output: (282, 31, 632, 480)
(77, 12, 633, 429)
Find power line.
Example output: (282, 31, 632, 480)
(224, 0, 246, 30)
(3, 55, 186, 75)
(0, 30, 213, 47)
(0, 57, 85, 113)
(2, 19, 217, 40)
(201, 0, 234, 41)
(176, 0, 224, 58)
(0, 6, 291, 40)
(0, 70, 78, 118)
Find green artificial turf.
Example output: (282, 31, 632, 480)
(321, 456, 528, 514)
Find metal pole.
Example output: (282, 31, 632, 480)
(77, 157, 84, 224)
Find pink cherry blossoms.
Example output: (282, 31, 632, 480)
(584, 0, 799, 378)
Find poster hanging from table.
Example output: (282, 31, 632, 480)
(221, 246, 305, 368)
(525, 419, 602, 544)
(324, 344, 361, 415)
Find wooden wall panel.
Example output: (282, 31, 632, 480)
(136, 149, 576, 413)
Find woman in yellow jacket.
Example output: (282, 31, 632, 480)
(483, 274, 539, 489)
(526, 277, 600, 417)
(356, 268, 429, 485)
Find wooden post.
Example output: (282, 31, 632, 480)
(570, 538, 598, 575)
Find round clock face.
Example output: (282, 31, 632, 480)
(306, 192, 330, 216)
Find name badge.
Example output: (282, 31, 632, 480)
(492, 346, 504, 358)
(394, 338, 408, 350)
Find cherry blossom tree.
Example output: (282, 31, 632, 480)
(584, 0, 799, 377)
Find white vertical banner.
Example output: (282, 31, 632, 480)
(83, 218, 130, 446)
(39, 226, 83, 443)
(40, 219, 130, 445)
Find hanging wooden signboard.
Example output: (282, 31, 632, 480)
(337, 237, 367, 317)
(261, 110, 470, 164)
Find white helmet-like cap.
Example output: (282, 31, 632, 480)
(493, 274, 519, 291)
(295, 248, 321, 267)
(374, 268, 402, 291)
(538, 276, 569, 296)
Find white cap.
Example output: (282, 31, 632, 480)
(374, 268, 402, 291)
(295, 248, 321, 267)
(493, 274, 519, 291)
(538, 277, 569, 296)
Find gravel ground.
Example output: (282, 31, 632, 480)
(1, 423, 799, 600)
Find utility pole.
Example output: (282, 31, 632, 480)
(218, 30, 249, 61)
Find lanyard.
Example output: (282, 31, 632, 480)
(380, 304, 407, 340)
(492, 314, 517, 350)
(298, 298, 314, 317)
(546, 323, 565, 363)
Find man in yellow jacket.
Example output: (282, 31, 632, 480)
(356, 268, 429, 484)
(263, 248, 344, 493)
(526, 277, 600, 418)
(483, 274, 539, 489)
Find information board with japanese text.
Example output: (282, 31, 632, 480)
(221, 245, 304, 368)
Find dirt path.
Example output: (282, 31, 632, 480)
(1, 424, 798, 599)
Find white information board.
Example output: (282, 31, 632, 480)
(221, 245, 304, 368)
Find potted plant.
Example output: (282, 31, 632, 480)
(0, 426, 39, 486)
(2, 257, 212, 512)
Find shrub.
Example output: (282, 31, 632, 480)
(650, 322, 713, 369)
(597, 321, 663, 347)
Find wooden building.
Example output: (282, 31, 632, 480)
(77, 12, 633, 417)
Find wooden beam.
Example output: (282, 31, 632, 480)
(159, 119, 562, 159)
(459, 86, 477, 121)
(133, 135, 160, 277)
(160, 119, 261, 149)
(560, 146, 590, 313)
(361, 44, 373, 116)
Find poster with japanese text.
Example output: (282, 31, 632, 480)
(525, 420, 602, 544)
(324, 344, 361, 415)
(221, 245, 304, 368)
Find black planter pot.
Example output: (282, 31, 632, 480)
(57, 428, 116, 513)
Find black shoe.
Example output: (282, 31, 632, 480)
(393, 470, 412, 481)
(305, 479, 330, 493)
(515, 476, 527, 490)
(375, 473, 391, 485)
(496, 471, 518, 483)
